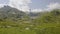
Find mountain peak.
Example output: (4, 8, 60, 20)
(0, 5, 26, 19)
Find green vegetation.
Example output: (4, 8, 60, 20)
(0, 6, 60, 34)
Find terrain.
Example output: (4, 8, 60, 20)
(0, 6, 60, 34)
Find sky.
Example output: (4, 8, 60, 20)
(0, 0, 60, 12)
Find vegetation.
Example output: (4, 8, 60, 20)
(0, 6, 60, 34)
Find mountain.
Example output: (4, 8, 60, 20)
(0, 6, 26, 20)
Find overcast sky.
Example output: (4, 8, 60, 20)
(0, 0, 60, 12)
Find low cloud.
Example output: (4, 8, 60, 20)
(32, 9, 43, 12)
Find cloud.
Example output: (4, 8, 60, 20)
(32, 9, 43, 12)
(9, 0, 32, 11)
(0, 0, 32, 11)
(46, 3, 60, 11)
(0, 4, 9, 8)
(0, 0, 60, 12)
(29, 2, 60, 12)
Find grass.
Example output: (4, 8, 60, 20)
(0, 23, 60, 34)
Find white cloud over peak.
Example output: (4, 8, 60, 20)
(9, 0, 32, 11)
(0, 4, 5, 8)
(0, 0, 32, 11)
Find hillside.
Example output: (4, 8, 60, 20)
(32, 9, 60, 34)
(0, 6, 60, 34)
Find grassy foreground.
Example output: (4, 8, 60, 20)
(0, 23, 60, 34)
